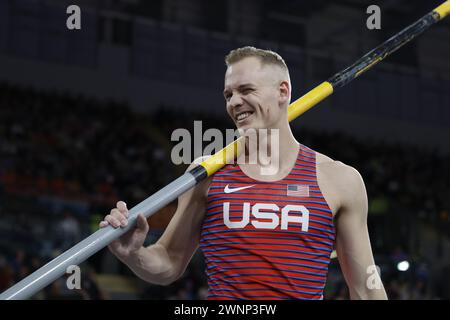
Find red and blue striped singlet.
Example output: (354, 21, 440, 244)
(199, 144, 335, 299)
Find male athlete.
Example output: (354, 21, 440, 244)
(100, 47, 388, 299)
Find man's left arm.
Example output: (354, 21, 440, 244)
(334, 164, 388, 300)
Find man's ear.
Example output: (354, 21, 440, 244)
(279, 80, 290, 106)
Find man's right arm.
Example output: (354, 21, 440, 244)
(101, 158, 211, 286)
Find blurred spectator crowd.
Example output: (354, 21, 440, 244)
(0, 83, 449, 299)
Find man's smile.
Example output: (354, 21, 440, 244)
(235, 110, 254, 123)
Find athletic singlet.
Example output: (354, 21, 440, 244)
(199, 144, 335, 300)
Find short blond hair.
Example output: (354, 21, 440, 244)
(225, 46, 288, 72)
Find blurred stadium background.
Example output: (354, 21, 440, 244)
(0, 0, 449, 299)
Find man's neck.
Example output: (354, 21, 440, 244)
(238, 123, 300, 179)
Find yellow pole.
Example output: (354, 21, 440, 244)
(434, 0, 450, 19)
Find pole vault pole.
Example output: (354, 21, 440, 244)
(1, 1, 449, 300)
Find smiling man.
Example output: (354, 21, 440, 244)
(100, 46, 387, 300)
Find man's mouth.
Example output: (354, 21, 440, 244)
(235, 111, 253, 122)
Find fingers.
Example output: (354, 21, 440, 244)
(99, 221, 108, 228)
(117, 201, 128, 217)
(100, 205, 129, 229)
(136, 214, 149, 232)
(99, 201, 147, 232)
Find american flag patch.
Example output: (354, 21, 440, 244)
(286, 185, 310, 197)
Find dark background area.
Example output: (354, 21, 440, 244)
(0, 0, 449, 300)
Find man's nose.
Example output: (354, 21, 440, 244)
(229, 93, 243, 109)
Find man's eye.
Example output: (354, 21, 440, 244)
(242, 88, 253, 94)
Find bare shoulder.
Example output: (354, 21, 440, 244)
(316, 151, 366, 215)
(316, 152, 363, 182)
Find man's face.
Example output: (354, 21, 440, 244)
(223, 57, 287, 132)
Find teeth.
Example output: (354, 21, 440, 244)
(237, 112, 251, 121)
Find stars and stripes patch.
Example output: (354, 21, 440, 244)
(286, 184, 310, 197)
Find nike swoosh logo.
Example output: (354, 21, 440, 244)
(224, 184, 255, 194)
